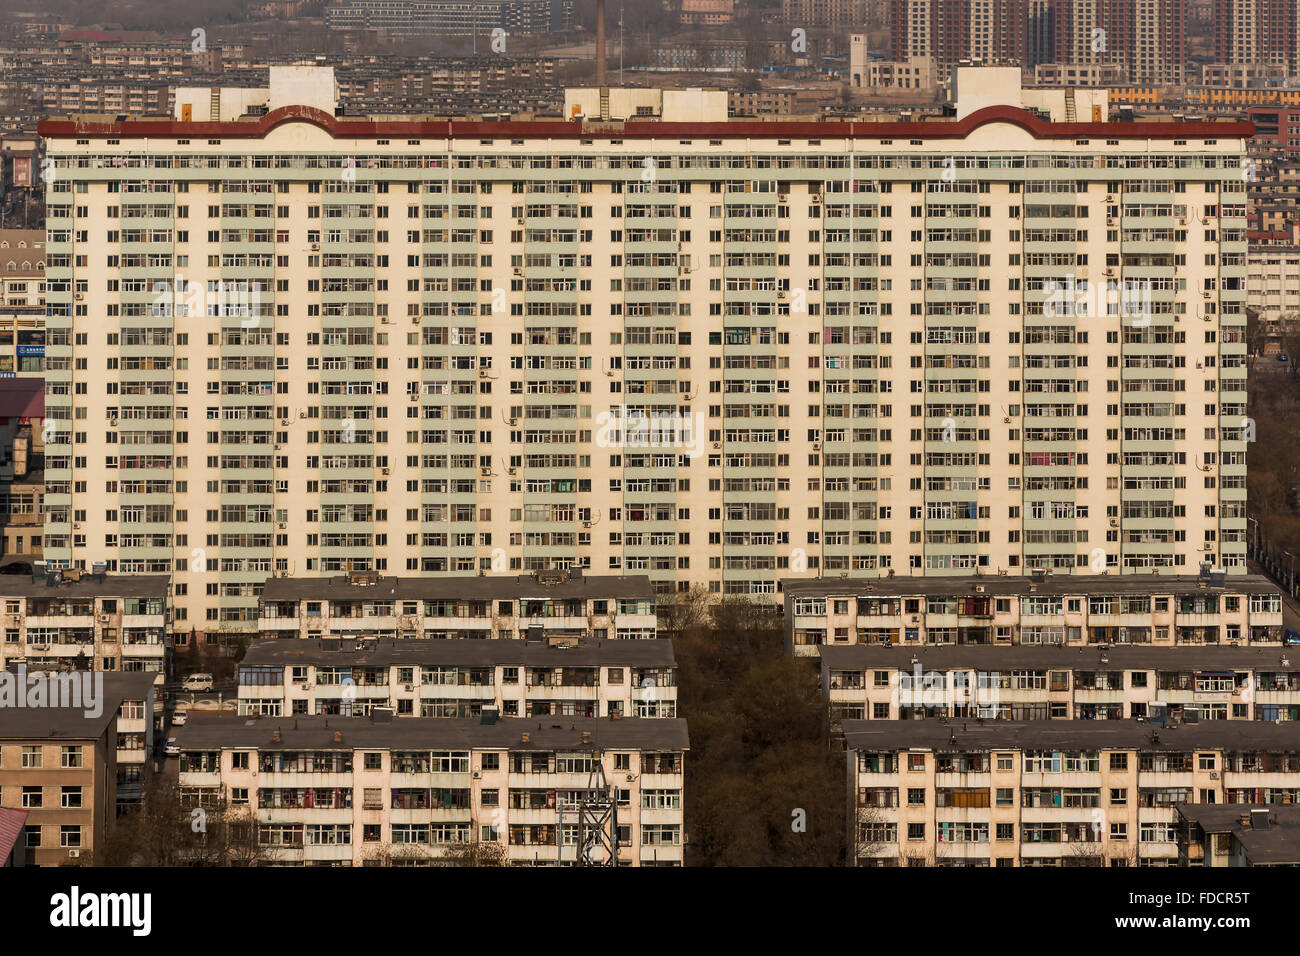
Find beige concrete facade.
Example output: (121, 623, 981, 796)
(846, 720, 1300, 866)
(175, 713, 687, 866)
(36, 70, 1251, 640)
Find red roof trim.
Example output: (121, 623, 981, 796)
(38, 104, 1254, 142)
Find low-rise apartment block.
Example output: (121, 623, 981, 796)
(256, 571, 657, 642)
(0, 671, 154, 865)
(822, 644, 1300, 724)
(237, 635, 677, 719)
(175, 713, 688, 866)
(784, 572, 1285, 657)
(844, 719, 1300, 867)
(0, 567, 170, 681)
(1178, 803, 1300, 866)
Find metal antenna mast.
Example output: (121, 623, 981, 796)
(557, 744, 618, 866)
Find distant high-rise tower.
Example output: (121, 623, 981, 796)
(1215, 0, 1300, 74)
(891, 0, 1185, 84)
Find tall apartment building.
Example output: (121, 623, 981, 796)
(236, 634, 677, 717)
(894, 0, 1185, 85)
(784, 572, 1285, 656)
(844, 719, 1300, 866)
(175, 713, 688, 865)
(37, 67, 1251, 640)
(891, 0, 1028, 67)
(1214, 0, 1300, 76)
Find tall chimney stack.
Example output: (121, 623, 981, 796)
(595, 0, 607, 88)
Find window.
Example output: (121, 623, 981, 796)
(60, 825, 82, 848)
(1109, 753, 1128, 771)
(996, 753, 1013, 771)
(20, 746, 41, 768)
(907, 788, 926, 806)
(482, 753, 500, 771)
(995, 823, 1014, 841)
(61, 746, 83, 768)
(61, 786, 82, 809)
(907, 822, 926, 841)
(907, 754, 925, 771)
(21, 786, 42, 808)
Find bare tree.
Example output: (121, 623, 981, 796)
(430, 837, 509, 867)
(656, 584, 712, 637)
(90, 779, 269, 866)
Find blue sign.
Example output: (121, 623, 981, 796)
(16, 345, 43, 356)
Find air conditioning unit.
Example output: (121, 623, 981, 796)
(1209, 771, 1219, 779)
(74, 292, 84, 301)
(480, 467, 492, 477)
(310, 242, 320, 251)
(403, 683, 415, 692)
(810, 195, 822, 204)
(812, 442, 820, 451)
(582, 521, 592, 529)
(381, 467, 390, 475)
(281, 419, 290, 426)
(409, 393, 419, 402)
(67, 849, 80, 859)
(277, 522, 286, 529)
(506, 467, 516, 476)
(1178, 217, 1187, 225)
(411, 316, 420, 325)
(380, 316, 390, 324)
(777, 291, 786, 299)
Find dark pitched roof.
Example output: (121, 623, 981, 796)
(240, 637, 675, 669)
(783, 573, 1279, 599)
(842, 719, 1300, 753)
(176, 713, 689, 753)
(0, 574, 169, 599)
(820, 644, 1300, 673)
